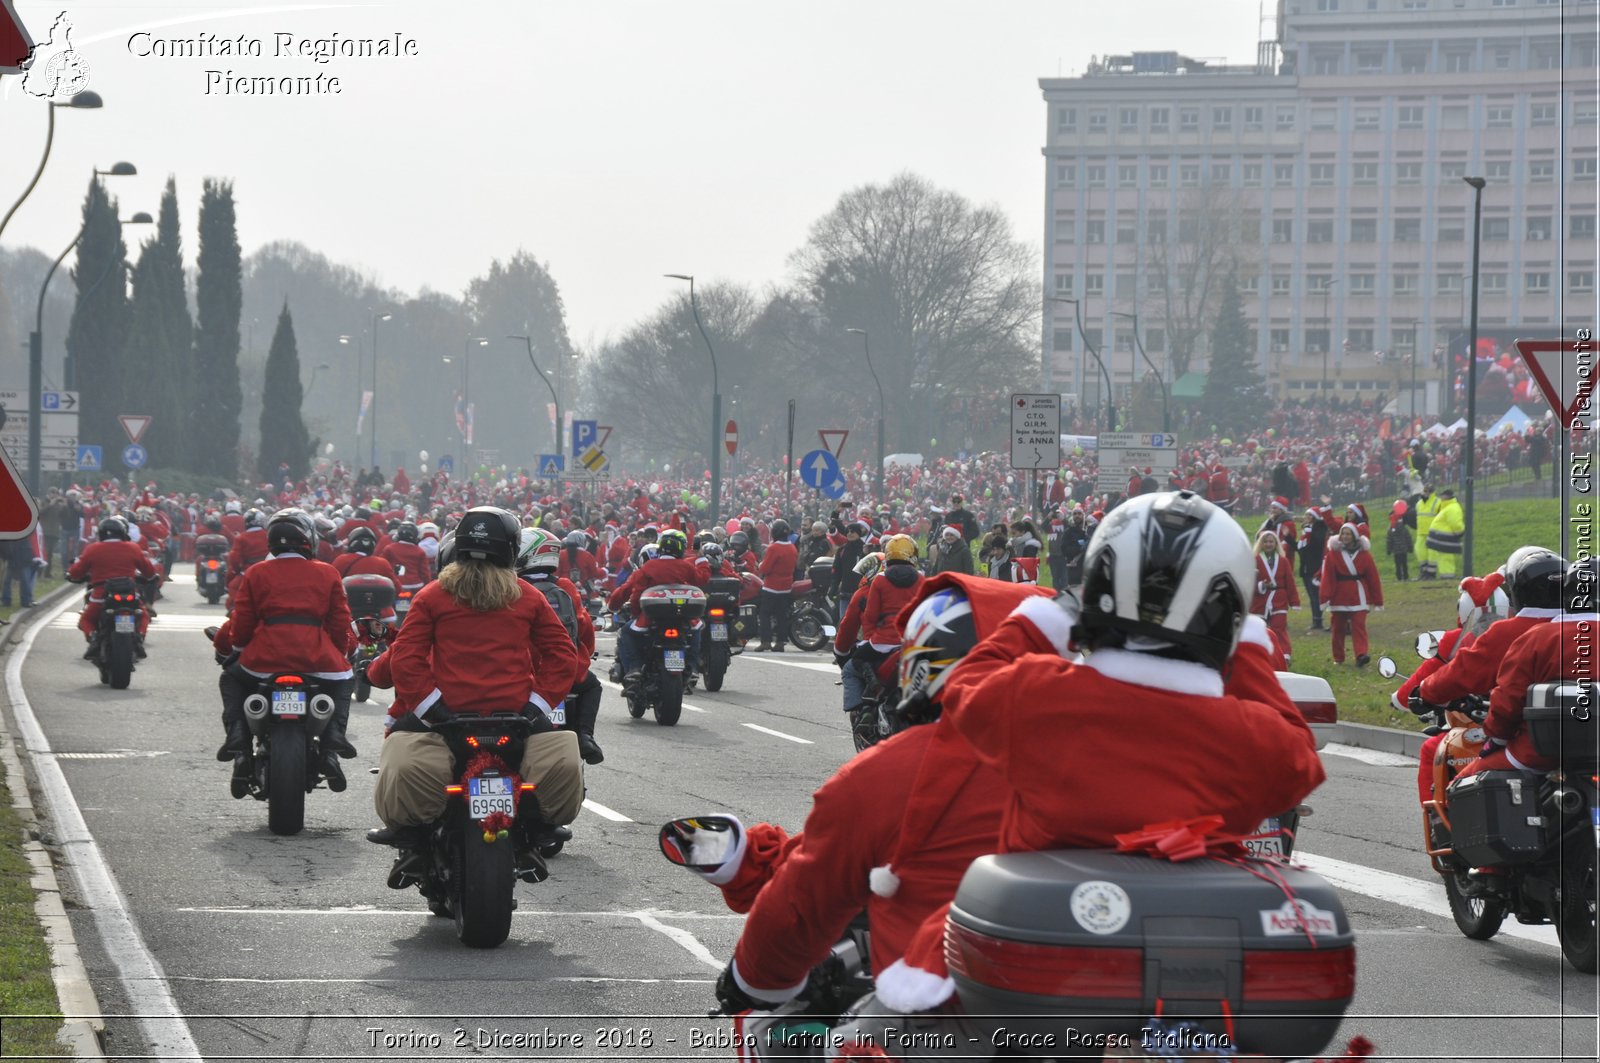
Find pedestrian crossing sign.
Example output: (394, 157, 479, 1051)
(538, 454, 564, 476)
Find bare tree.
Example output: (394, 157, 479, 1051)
(1144, 184, 1256, 380)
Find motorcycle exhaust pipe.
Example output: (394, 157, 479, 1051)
(308, 693, 335, 722)
(1549, 788, 1583, 816)
(243, 693, 269, 736)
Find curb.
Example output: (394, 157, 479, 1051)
(1329, 719, 1428, 758)
(0, 581, 107, 1060)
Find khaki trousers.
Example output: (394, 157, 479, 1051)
(373, 729, 583, 828)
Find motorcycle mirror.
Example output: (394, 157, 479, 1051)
(1377, 656, 1397, 679)
(1415, 631, 1441, 659)
(658, 815, 742, 871)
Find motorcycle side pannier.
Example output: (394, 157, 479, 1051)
(1445, 769, 1548, 866)
(1526, 681, 1599, 768)
(945, 850, 1354, 1061)
(343, 575, 396, 617)
(638, 584, 706, 624)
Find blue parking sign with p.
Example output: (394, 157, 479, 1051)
(571, 420, 597, 457)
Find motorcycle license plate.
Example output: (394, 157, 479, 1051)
(271, 690, 307, 716)
(547, 703, 566, 725)
(1246, 817, 1284, 859)
(711, 623, 728, 642)
(664, 649, 686, 672)
(468, 775, 516, 820)
(114, 614, 136, 634)
(204, 572, 218, 584)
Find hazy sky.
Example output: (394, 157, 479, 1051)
(1, 0, 1269, 348)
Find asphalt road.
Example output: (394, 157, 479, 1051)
(6, 573, 1596, 1062)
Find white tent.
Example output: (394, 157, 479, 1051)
(1422, 422, 1453, 438)
(1487, 405, 1532, 436)
(883, 453, 923, 468)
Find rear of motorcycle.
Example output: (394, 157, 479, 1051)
(633, 585, 706, 726)
(343, 575, 396, 702)
(240, 674, 336, 835)
(194, 534, 230, 604)
(703, 577, 743, 692)
(96, 578, 142, 689)
(788, 561, 838, 653)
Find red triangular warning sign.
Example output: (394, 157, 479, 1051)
(0, 0, 33, 74)
(818, 429, 849, 459)
(0, 439, 40, 540)
(1515, 338, 1597, 429)
(119, 415, 151, 444)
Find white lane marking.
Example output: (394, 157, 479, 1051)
(583, 798, 632, 822)
(50, 614, 217, 631)
(1296, 851, 1560, 948)
(1320, 742, 1418, 768)
(176, 905, 743, 919)
(740, 654, 838, 674)
(6, 596, 204, 1059)
(633, 912, 724, 970)
(597, 678, 705, 712)
(741, 723, 814, 745)
(52, 751, 170, 760)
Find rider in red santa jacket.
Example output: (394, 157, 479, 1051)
(1416, 549, 1565, 707)
(859, 536, 924, 650)
(225, 510, 270, 598)
(878, 492, 1324, 1012)
(376, 521, 431, 590)
(334, 527, 401, 585)
(556, 532, 605, 588)
(606, 529, 708, 679)
(67, 517, 156, 648)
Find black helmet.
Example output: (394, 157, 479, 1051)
(266, 509, 317, 558)
(658, 528, 689, 558)
(1563, 556, 1598, 614)
(202, 514, 223, 533)
(244, 507, 266, 530)
(396, 520, 420, 544)
(97, 516, 130, 541)
(1505, 548, 1566, 613)
(453, 506, 519, 567)
(728, 531, 750, 555)
(770, 518, 790, 540)
(346, 527, 378, 555)
(436, 531, 457, 570)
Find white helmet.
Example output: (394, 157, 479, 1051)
(417, 521, 439, 540)
(1076, 491, 1253, 669)
(1457, 585, 1510, 633)
(224, 499, 242, 514)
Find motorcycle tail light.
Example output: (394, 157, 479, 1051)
(708, 608, 725, 618)
(945, 923, 1141, 998)
(664, 628, 680, 639)
(1242, 947, 1356, 1001)
(445, 784, 464, 794)
(1295, 699, 1338, 726)
(275, 675, 304, 685)
(466, 736, 480, 748)
(496, 736, 509, 747)
(520, 783, 537, 792)
(206, 560, 219, 570)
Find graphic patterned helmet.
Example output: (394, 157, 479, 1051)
(893, 587, 978, 732)
(453, 507, 520, 567)
(699, 542, 725, 565)
(266, 509, 317, 558)
(883, 534, 919, 564)
(244, 508, 266, 530)
(636, 543, 661, 567)
(853, 551, 886, 583)
(658, 529, 688, 558)
(517, 527, 562, 573)
(1076, 491, 1252, 670)
(346, 527, 378, 555)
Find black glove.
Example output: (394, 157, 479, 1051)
(420, 701, 454, 727)
(833, 651, 850, 669)
(520, 703, 556, 734)
(714, 963, 786, 1016)
(1408, 692, 1430, 717)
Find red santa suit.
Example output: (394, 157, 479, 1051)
(225, 528, 270, 596)
(1396, 625, 1475, 804)
(1250, 547, 1301, 661)
(1461, 612, 1598, 776)
(214, 554, 353, 678)
(1319, 538, 1384, 663)
(220, 512, 246, 540)
(557, 546, 604, 588)
(834, 582, 872, 656)
(606, 556, 707, 630)
(861, 563, 923, 650)
(67, 540, 156, 637)
(377, 540, 431, 589)
(878, 604, 1324, 1011)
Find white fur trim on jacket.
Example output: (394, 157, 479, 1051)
(1239, 614, 1273, 654)
(693, 815, 749, 887)
(869, 865, 901, 898)
(875, 958, 957, 1013)
(732, 957, 808, 1005)
(1083, 646, 1224, 698)
(1014, 595, 1075, 656)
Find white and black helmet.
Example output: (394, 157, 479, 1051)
(1075, 491, 1253, 670)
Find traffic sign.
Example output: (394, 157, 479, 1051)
(1095, 431, 1180, 494)
(577, 444, 610, 473)
(119, 415, 151, 444)
(438, 455, 454, 475)
(122, 443, 148, 469)
(40, 390, 78, 411)
(538, 454, 565, 477)
(1515, 337, 1597, 428)
(571, 419, 598, 457)
(1, 1, 33, 76)
(798, 447, 844, 494)
(818, 429, 849, 459)
(1010, 394, 1062, 470)
(724, 419, 738, 456)
(0, 440, 38, 540)
(76, 445, 101, 471)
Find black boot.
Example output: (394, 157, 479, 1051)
(229, 755, 252, 799)
(577, 732, 604, 765)
(134, 634, 147, 660)
(216, 723, 251, 762)
(322, 728, 358, 759)
(83, 634, 100, 661)
(320, 749, 347, 792)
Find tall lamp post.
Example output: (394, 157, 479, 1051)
(508, 334, 562, 456)
(443, 337, 488, 446)
(1110, 310, 1169, 432)
(1049, 297, 1114, 432)
(845, 328, 887, 505)
(338, 335, 357, 460)
(0, 91, 104, 246)
(369, 311, 392, 469)
(1318, 279, 1339, 406)
(306, 362, 333, 397)
(665, 274, 722, 524)
(1462, 175, 1487, 577)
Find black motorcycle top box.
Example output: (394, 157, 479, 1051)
(705, 576, 742, 602)
(343, 574, 396, 617)
(638, 584, 707, 622)
(195, 533, 230, 557)
(1445, 769, 1548, 866)
(807, 558, 834, 595)
(945, 849, 1354, 1060)
(1527, 681, 1599, 768)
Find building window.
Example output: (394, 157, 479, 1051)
(1179, 219, 1200, 242)
(1243, 105, 1264, 131)
(1572, 215, 1597, 238)
(1533, 47, 1561, 69)
(1438, 217, 1466, 242)
(1310, 162, 1336, 185)
(1270, 328, 1292, 352)
(1351, 219, 1378, 242)
(1149, 107, 1169, 132)
(1146, 328, 1166, 352)
(1240, 274, 1261, 295)
(1439, 159, 1467, 180)
(1273, 160, 1295, 184)
(1180, 163, 1201, 187)
(1444, 51, 1472, 73)
(1397, 105, 1424, 128)
(1571, 270, 1596, 293)
(1398, 48, 1428, 71)
(1053, 328, 1073, 352)
(1441, 105, 1469, 130)
(1347, 328, 1375, 352)
(1526, 271, 1551, 293)
(1491, 0, 1518, 6)
(1054, 218, 1076, 242)
(1482, 218, 1511, 241)
(1530, 160, 1555, 183)
(1307, 272, 1333, 292)
(1115, 272, 1136, 295)
(1118, 164, 1138, 186)
(1056, 163, 1076, 187)
(1149, 273, 1167, 293)
(1531, 102, 1557, 125)
(1437, 271, 1464, 294)
(1401, 0, 1429, 7)
(1308, 220, 1335, 243)
(1275, 106, 1297, 130)
(1147, 218, 1168, 242)
(1526, 216, 1552, 241)
(1395, 218, 1423, 241)
(1238, 216, 1262, 242)
(1490, 47, 1516, 70)
(1396, 162, 1423, 184)
(1349, 272, 1375, 293)
(1089, 110, 1107, 132)
(1352, 162, 1379, 184)
(1354, 107, 1380, 130)
(1211, 162, 1232, 184)
(1054, 274, 1074, 294)
(1272, 219, 1294, 243)
(1115, 218, 1137, 242)
(1393, 273, 1419, 295)
(1243, 162, 1264, 185)
(1085, 220, 1106, 243)
(1180, 108, 1200, 132)
(1355, 51, 1384, 74)
(1149, 164, 1168, 187)
(1213, 106, 1233, 130)
(1576, 100, 1599, 125)
(1086, 274, 1104, 294)
(1310, 106, 1337, 130)
(1272, 274, 1292, 295)
(1481, 273, 1508, 294)
(1484, 161, 1511, 180)
(1486, 104, 1513, 128)
(1056, 107, 1076, 132)
(1119, 107, 1139, 131)
(1312, 54, 1340, 75)
(1575, 158, 1598, 180)
(1088, 164, 1107, 187)
(1306, 328, 1330, 354)
(1315, 0, 1339, 10)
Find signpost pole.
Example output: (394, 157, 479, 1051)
(786, 399, 796, 519)
(26, 329, 41, 495)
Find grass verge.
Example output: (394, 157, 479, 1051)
(0, 574, 64, 628)
(0, 759, 66, 1058)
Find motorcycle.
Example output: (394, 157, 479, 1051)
(787, 558, 838, 653)
(87, 576, 147, 690)
(622, 584, 706, 726)
(392, 564, 424, 627)
(701, 576, 746, 692)
(1383, 651, 1599, 971)
(377, 712, 546, 948)
(343, 574, 395, 703)
(194, 534, 230, 605)
(239, 669, 340, 836)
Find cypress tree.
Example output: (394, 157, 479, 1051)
(257, 301, 311, 482)
(150, 176, 192, 467)
(191, 179, 242, 476)
(121, 248, 179, 467)
(64, 178, 130, 456)
(1199, 273, 1269, 436)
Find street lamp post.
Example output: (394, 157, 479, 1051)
(444, 336, 489, 446)
(1110, 311, 1169, 432)
(1462, 176, 1487, 577)
(1319, 279, 1339, 406)
(665, 274, 722, 524)
(338, 335, 356, 460)
(0, 91, 104, 246)
(845, 328, 887, 505)
(306, 362, 333, 397)
(370, 311, 392, 469)
(1049, 297, 1114, 432)
(508, 335, 562, 456)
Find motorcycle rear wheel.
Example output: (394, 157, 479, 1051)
(454, 830, 514, 948)
(1558, 845, 1598, 973)
(850, 705, 881, 754)
(654, 672, 684, 726)
(789, 606, 829, 652)
(703, 662, 727, 692)
(205, 586, 222, 605)
(108, 631, 134, 690)
(1443, 871, 1507, 940)
(354, 674, 371, 703)
(266, 733, 308, 836)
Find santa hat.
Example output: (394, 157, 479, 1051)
(1270, 496, 1290, 513)
(866, 575, 1054, 901)
(1346, 503, 1368, 525)
(1460, 570, 1506, 609)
